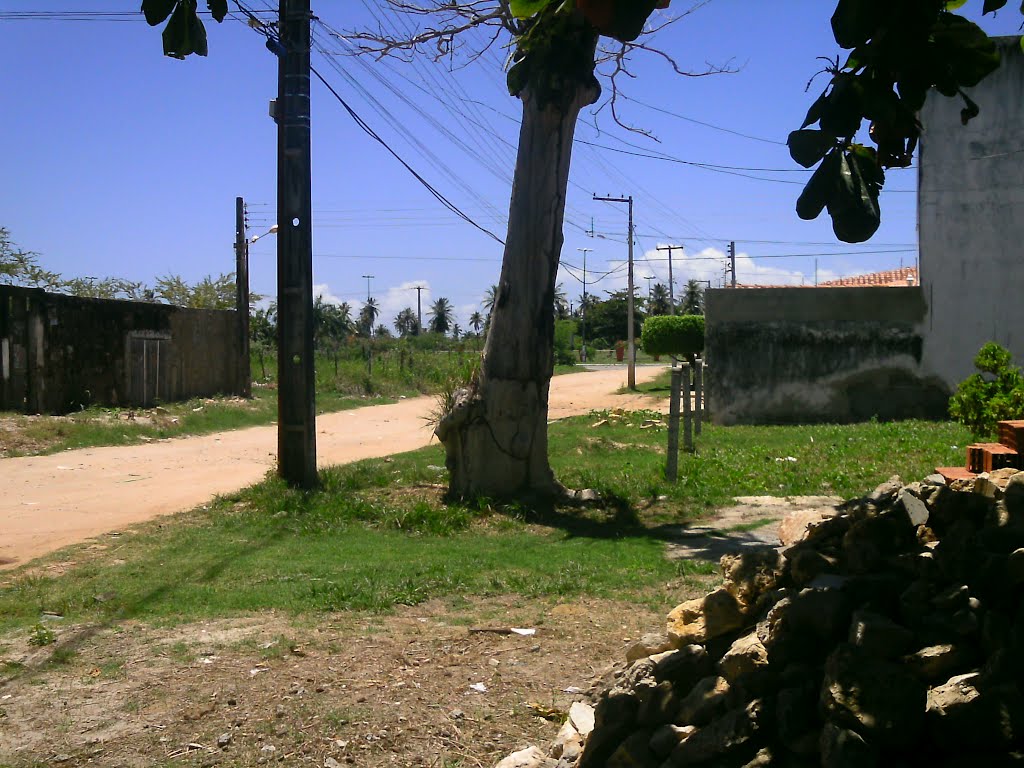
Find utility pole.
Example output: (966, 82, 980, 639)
(275, 0, 317, 489)
(411, 285, 425, 334)
(577, 247, 591, 362)
(729, 241, 737, 288)
(234, 196, 252, 398)
(361, 274, 374, 303)
(594, 194, 636, 389)
(656, 244, 681, 314)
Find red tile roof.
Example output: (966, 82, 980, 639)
(732, 266, 918, 289)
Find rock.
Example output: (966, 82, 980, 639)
(776, 682, 820, 755)
(577, 688, 638, 768)
(819, 721, 877, 768)
(720, 548, 783, 613)
(666, 589, 744, 646)
(786, 546, 837, 587)
(868, 476, 903, 506)
(625, 632, 673, 663)
(569, 701, 595, 737)
(1008, 548, 1024, 586)
(926, 674, 1024, 749)
(897, 487, 930, 527)
(648, 724, 695, 759)
(494, 746, 557, 768)
(636, 680, 683, 727)
(779, 509, 833, 546)
(549, 720, 581, 761)
(717, 631, 769, 688)
(649, 645, 711, 691)
(819, 644, 926, 747)
(901, 644, 976, 684)
(758, 588, 850, 666)
(325, 758, 343, 768)
(847, 609, 915, 658)
(606, 730, 659, 768)
(217, 732, 232, 748)
(674, 675, 732, 727)
(667, 699, 765, 766)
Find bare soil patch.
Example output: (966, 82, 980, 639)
(0, 595, 703, 768)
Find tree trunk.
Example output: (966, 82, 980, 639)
(436, 76, 598, 499)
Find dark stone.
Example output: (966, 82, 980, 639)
(668, 699, 766, 766)
(578, 687, 639, 768)
(819, 644, 927, 748)
(636, 680, 683, 727)
(901, 644, 977, 684)
(650, 645, 712, 691)
(776, 682, 821, 755)
(606, 730, 660, 768)
(674, 675, 733, 727)
(848, 609, 915, 658)
(758, 588, 851, 666)
(819, 721, 877, 768)
(926, 674, 1024, 750)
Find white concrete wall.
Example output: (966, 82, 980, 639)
(919, 37, 1024, 388)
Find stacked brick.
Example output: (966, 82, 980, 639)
(938, 420, 1024, 481)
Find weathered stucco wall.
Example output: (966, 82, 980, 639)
(705, 287, 949, 424)
(919, 36, 1024, 388)
(0, 286, 244, 414)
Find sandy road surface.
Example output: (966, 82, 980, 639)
(0, 367, 667, 569)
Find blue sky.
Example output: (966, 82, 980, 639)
(1, 2, 1020, 329)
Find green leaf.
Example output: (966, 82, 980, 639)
(162, 0, 207, 59)
(819, 74, 864, 138)
(796, 149, 840, 221)
(788, 130, 837, 168)
(827, 147, 883, 243)
(207, 0, 228, 23)
(509, 0, 555, 18)
(983, 0, 1008, 12)
(142, 0, 177, 26)
(831, 0, 885, 49)
(945, 0, 968, 8)
(932, 14, 1000, 88)
(800, 91, 828, 129)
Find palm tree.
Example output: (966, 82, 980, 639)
(451, 323, 462, 340)
(469, 311, 484, 335)
(482, 284, 498, 315)
(429, 297, 454, 334)
(394, 307, 417, 337)
(358, 298, 380, 336)
(649, 283, 671, 316)
(681, 280, 705, 316)
(553, 282, 569, 319)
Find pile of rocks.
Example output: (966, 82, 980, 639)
(497, 471, 1024, 767)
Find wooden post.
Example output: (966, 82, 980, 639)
(694, 356, 703, 436)
(666, 366, 682, 481)
(234, 196, 252, 398)
(682, 362, 693, 453)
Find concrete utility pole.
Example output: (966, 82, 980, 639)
(594, 194, 636, 389)
(577, 247, 591, 362)
(645, 275, 654, 305)
(411, 285, 425, 334)
(275, 0, 317, 489)
(361, 274, 374, 303)
(729, 241, 737, 288)
(234, 196, 252, 398)
(656, 244, 682, 314)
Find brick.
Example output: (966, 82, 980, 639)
(997, 420, 1024, 452)
(967, 443, 1019, 473)
(936, 467, 977, 483)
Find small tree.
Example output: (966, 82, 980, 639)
(641, 314, 704, 362)
(949, 342, 1024, 436)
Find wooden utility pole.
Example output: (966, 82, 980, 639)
(656, 244, 681, 314)
(276, 0, 317, 488)
(594, 194, 635, 389)
(729, 241, 737, 288)
(577, 247, 591, 362)
(411, 285, 425, 334)
(234, 196, 252, 398)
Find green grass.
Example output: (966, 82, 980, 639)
(0, 414, 970, 636)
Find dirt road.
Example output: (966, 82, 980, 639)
(0, 366, 666, 569)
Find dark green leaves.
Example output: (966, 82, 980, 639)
(795, 146, 884, 243)
(931, 15, 1000, 89)
(143, 0, 226, 59)
(509, 0, 556, 18)
(831, 0, 885, 49)
(788, 130, 837, 168)
(162, 0, 207, 59)
(983, 0, 1008, 13)
(208, 0, 228, 23)
(142, 0, 177, 26)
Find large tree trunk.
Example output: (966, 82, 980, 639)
(436, 67, 599, 499)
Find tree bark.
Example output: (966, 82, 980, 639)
(436, 72, 598, 499)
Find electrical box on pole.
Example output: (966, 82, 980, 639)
(275, 0, 317, 489)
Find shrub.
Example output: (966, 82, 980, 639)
(949, 342, 1024, 435)
(641, 314, 705, 360)
(554, 319, 578, 366)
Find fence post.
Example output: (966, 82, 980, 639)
(666, 366, 682, 481)
(682, 362, 693, 453)
(694, 356, 703, 436)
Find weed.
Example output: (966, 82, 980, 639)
(28, 624, 56, 647)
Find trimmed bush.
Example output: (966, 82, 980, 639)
(641, 314, 704, 360)
(949, 342, 1024, 435)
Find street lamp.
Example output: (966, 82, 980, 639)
(250, 224, 279, 244)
